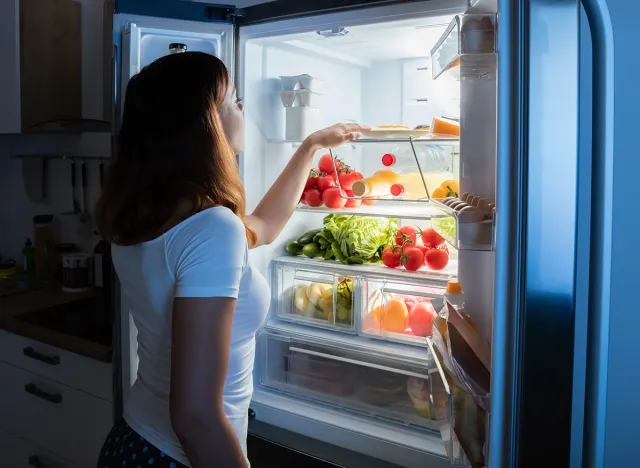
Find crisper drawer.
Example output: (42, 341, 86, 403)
(0, 428, 82, 468)
(272, 259, 358, 333)
(0, 362, 112, 468)
(0, 330, 112, 401)
(361, 277, 446, 346)
(256, 329, 439, 432)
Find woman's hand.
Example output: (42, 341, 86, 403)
(305, 123, 372, 151)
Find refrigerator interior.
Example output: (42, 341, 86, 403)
(239, 8, 494, 468)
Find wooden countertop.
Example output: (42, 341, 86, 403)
(0, 288, 113, 363)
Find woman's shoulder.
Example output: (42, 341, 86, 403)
(167, 206, 247, 250)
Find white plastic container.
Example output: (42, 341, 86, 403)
(279, 74, 324, 93)
(285, 107, 321, 141)
(297, 74, 324, 93)
(279, 89, 323, 108)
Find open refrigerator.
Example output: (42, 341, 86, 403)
(110, 0, 633, 467)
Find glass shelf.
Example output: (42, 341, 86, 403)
(295, 201, 443, 221)
(270, 137, 460, 146)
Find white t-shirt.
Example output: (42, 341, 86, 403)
(112, 206, 270, 466)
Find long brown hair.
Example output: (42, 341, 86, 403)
(96, 52, 255, 247)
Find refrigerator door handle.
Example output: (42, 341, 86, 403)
(288, 347, 430, 380)
(493, 0, 581, 466)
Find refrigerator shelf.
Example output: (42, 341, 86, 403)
(270, 137, 460, 146)
(430, 14, 497, 80)
(295, 201, 443, 221)
(427, 338, 490, 468)
(256, 328, 438, 434)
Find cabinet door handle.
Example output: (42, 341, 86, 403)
(24, 383, 62, 404)
(23, 347, 60, 365)
(28, 455, 54, 468)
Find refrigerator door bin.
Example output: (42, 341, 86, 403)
(362, 279, 446, 346)
(257, 328, 437, 432)
(273, 262, 357, 332)
(426, 338, 490, 467)
(430, 14, 497, 80)
(430, 199, 495, 251)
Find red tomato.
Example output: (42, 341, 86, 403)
(361, 197, 378, 206)
(317, 174, 337, 192)
(337, 169, 363, 191)
(401, 247, 424, 272)
(305, 169, 320, 190)
(421, 228, 446, 248)
(344, 189, 362, 208)
(424, 248, 449, 270)
(408, 301, 437, 337)
(396, 226, 419, 247)
(415, 245, 429, 256)
(381, 245, 402, 268)
(318, 154, 338, 174)
(302, 188, 323, 207)
(322, 187, 346, 209)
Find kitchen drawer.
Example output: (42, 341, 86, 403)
(272, 259, 357, 333)
(0, 428, 83, 468)
(256, 328, 437, 432)
(0, 361, 112, 468)
(0, 330, 112, 401)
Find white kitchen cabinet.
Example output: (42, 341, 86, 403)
(0, 428, 83, 468)
(0, 361, 112, 468)
(0, 0, 111, 134)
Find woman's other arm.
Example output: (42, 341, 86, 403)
(170, 297, 247, 468)
(245, 123, 370, 248)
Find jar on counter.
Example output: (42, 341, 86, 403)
(61, 253, 93, 292)
(33, 215, 57, 283)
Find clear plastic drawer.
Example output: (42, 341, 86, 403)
(361, 279, 446, 346)
(272, 259, 357, 332)
(257, 328, 436, 431)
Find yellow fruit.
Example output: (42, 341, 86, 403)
(431, 186, 448, 200)
(381, 297, 408, 333)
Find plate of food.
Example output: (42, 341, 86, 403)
(362, 125, 431, 139)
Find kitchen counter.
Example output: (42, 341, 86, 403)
(0, 287, 112, 362)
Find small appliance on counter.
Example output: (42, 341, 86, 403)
(61, 253, 94, 293)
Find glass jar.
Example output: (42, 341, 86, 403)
(33, 215, 57, 283)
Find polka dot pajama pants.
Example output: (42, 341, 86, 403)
(97, 419, 187, 468)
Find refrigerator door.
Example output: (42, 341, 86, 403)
(580, 0, 640, 467)
(111, 2, 234, 411)
(493, 0, 599, 467)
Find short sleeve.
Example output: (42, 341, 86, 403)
(170, 208, 248, 299)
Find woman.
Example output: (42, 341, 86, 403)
(95, 51, 368, 468)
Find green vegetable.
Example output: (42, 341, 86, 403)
(296, 229, 322, 245)
(331, 241, 347, 263)
(323, 248, 335, 260)
(285, 242, 303, 255)
(302, 243, 322, 258)
(336, 279, 353, 324)
(323, 214, 397, 263)
(346, 256, 364, 264)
